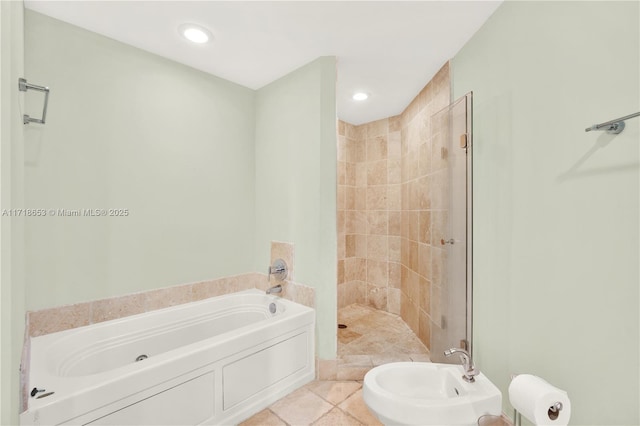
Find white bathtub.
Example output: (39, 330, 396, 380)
(20, 289, 315, 425)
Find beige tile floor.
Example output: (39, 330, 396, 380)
(240, 381, 377, 426)
(241, 304, 430, 426)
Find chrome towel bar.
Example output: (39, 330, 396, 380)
(19, 78, 50, 125)
(585, 111, 639, 134)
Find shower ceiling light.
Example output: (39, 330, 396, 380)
(179, 24, 212, 44)
(353, 92, 369, 101)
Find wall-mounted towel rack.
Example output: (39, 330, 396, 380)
(19, 78, 50, 125)
(585, 111, 640, 134)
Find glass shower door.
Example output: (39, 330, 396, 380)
(429, 93, 473, 363)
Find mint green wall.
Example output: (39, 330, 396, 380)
(22, 11, 337, 362)
(0, 2, 25, 424)
(255, 57, 337, 359)
(452, 2, 639, 424)
(24, 11, 256, 310)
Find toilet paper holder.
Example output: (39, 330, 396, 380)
(511, 375, 564, 425)
(548, 402, 563, 420)
(513, 402, 563, 426)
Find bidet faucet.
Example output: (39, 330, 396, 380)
(444, 348, 478, 383)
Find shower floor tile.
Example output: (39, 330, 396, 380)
(338, 304, 429, 359)
(335, 304, 430, 381)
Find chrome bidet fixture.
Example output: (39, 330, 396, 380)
(444, 348, 478, 383)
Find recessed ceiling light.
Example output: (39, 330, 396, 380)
(179, 23, 212, 44)
(353, 92, 369, 101)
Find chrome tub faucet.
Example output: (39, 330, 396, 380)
(268, 258, 288, 281)
(266, 258, 288, 295)
(444, 347, 478, 383)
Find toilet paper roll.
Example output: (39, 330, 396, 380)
(508, 374, 571, 426)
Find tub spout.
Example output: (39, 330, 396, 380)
(266, 284, 282, 295)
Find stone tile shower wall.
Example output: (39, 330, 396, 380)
(337, 118, 402, 314)
(337, 62, 451, 350)
(399, 63, 451, 350)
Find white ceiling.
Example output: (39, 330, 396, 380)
(24, 1, 502, 125)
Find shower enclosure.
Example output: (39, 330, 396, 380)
(335, 65, 472, 372)
(429, 92, 473, 363)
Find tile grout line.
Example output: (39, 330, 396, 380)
(320, 405, 366, 426)
(306, 382, 363, 408)
(267, 407, 290, 426)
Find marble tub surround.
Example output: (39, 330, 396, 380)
(276, 279, 315, 308)
(270, 240, 295, 282)
(27, 273, 259, 337)
(26, 271, 315, 338)
(266, 241, 315, 308)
